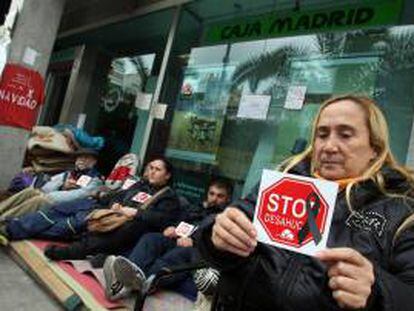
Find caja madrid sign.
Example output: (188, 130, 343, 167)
(253, 170, 338, 256)
(0, 63, 45, 130)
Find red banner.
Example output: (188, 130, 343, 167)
(0, 63, 44, 130)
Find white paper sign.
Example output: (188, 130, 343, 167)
(152, 103, 168, 120)
(76, 175, 92, 187)
(175, 221, 197, 238)
(135, 92, 153, 110)
(237, 95, 271, 120)
(121, 178, 137, 190)
(253, 169, 338, 256)
(76, 113, 86, 129)
(132, 191, 152, 203)
(284, 86, 307, 110)
(22, 47, 39, 66)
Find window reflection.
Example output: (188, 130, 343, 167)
(165, 25, 414, 198)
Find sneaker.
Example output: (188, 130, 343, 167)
(113, 256, 146, 292)
(194, 268, 220, 296)
(103, 255, 131, 301)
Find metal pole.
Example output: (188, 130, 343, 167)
(138, 5, 181, 163)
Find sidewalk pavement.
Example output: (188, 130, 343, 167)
(0, 248, 61, 310)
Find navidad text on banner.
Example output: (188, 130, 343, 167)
(253, 169, 338, 256)
(0, 64, 45, 130)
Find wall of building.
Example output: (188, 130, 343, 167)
(0, 0, 66, 188)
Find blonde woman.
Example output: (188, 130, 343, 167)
(197, 95, 414, 311)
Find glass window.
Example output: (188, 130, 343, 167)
(95, 54, 155, 175)
(146, 17, 414, 202)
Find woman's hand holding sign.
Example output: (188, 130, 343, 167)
(316, 248, 375, 309)
(212, 207, 257, 257)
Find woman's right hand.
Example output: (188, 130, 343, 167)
(212, 207, 257, 257)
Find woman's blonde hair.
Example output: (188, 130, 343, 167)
(280, 95, 414, 237)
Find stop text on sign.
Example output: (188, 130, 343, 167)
(253, 170, 338, 256)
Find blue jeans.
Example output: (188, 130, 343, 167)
(127, 232, 199, 300)
(7, 198, 95, 240)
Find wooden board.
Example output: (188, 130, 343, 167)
(7, 241, 128, 311)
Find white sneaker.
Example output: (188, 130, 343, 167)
(103, 255, 132, 301)
(113, 256, 146, 292)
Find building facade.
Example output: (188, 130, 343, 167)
(3, 0, 414, 201)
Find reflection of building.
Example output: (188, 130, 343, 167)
(1, 0, 414, 199)
(108, 58, 147, 95)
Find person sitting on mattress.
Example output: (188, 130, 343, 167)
(102, 179, 232, 301)
(42, 157, 183, 263)
(1, 154, 140, 243)
(0, 149, 102, 237)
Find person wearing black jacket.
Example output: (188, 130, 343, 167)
(44, 157, 182, 260)
(102, 179, 232, 301)
(197, 95, 414, 311)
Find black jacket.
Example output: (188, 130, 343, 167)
(98, 179, 181, 231)
(197, 161, 414, 311)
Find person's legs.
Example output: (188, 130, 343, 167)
(45, 218, 151, 260)
(1, 195, 51, 219)
(6, 198, 94, 241)
(148, 247, 200, 288)
(112, 246, 200, 300)
(127, 232, 176, 275)
(102, 233, 175, 301)
(0, 188, 42, 216)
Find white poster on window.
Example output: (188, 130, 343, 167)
(152, 103, 167, 120)
(22, 47, 39, 66)
(284, 85, 307, 110)
(135, 91, 153, 110)
(237, 94, 271, 120)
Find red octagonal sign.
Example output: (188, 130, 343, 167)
(257, 177, 329, 248)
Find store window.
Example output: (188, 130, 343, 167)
(96, 54, 155, 175)
(147, 21, 414, 202)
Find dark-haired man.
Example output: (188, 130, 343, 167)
(103, 179, 232, 301)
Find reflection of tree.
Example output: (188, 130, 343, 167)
(231, 46, 306, 93)
(130, 56, 150, 92)
(230, 28, 414, 96)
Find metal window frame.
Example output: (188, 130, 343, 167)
(138, 5, 182, 163)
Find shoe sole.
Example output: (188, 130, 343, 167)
(113, 257, 144, 291)
(103, 255, 117, 299)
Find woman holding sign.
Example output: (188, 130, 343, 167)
(197, 95, 414, 310)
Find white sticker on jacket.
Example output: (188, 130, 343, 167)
(132, 192, 152, 203)
(76, 175, 92, 187)
(122, 179, 137, 190)
(175, 222, 196, 238)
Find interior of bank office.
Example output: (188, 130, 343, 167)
(42, 0, 414, 202)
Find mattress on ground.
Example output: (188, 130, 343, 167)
(7, 240, 195, 311)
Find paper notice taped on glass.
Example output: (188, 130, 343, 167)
(237, 94, 271, 120)
(152, 103, 168, 120)
(135, 92, 153, 110)
(284, 86, 307, 110)
(22, 47, 39, 66)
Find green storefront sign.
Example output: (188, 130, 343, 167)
(205, 0, 403, 44)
